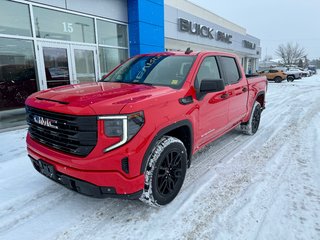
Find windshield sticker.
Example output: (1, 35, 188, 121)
(171, 80, 179, 85)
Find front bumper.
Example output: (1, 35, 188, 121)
(29, 155, 143, 199)
(27, 134, 146, 196)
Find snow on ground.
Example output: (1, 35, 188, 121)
(1, 75, 320, 240)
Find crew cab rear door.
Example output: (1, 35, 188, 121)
(195, 56, 229, 146)
(219, 56, 248, 126)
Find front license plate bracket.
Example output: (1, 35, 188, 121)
(35, 159, 57, 180)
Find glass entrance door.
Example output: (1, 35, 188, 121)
(71, 45, 98, 84)
(38, 42, 98, 89)
(38, 42, 72, 89)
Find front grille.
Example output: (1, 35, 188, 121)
(26, 106, 97, 157)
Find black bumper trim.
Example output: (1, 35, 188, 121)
(29, 155, 142, 200)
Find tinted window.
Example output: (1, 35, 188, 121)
(195, 57, 221, 88)
(269, 69, 278, 73)
(220, 57, 240, 84)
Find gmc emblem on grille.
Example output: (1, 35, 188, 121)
(33, 115, 58, 129)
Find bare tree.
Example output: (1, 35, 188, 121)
(275, 43, 306, 65)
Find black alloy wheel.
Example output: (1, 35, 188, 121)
(140, 136, 187, 206)
(155, 150, 183, 196)
(251, 104, 261, 134)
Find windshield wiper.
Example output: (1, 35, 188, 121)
(128, 82, 153, 86)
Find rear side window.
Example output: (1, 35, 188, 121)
(269, 69, 278, 73)
(220, 56, 241, 84)
(195, 56, 221, 88)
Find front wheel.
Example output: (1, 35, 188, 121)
(287, 76, 294, 82)
(140, 136, 187, 207)
(240, 101, 262, 135)
(274, 76, 282, 83)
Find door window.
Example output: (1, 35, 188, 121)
(74, 49, 96, 83)
(220, 57, 241, 84)
(195, 57, 221, 89)
(42, 47, 70, 88)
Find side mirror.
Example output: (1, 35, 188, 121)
(200, 79, 225, 93)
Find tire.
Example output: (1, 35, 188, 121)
(140, 136, 187, 207)
(287, 75, 294, 82)
(274, 76, 282, 83)
(240, 101, 261, 135)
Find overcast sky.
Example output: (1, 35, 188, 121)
(189, 0, 320, 60)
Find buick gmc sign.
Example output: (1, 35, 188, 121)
(178, 18, 232, 44)
(243, 40, 256, 50)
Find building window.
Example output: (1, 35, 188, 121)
(0, 0, 32, 37)
(97, 20, 128, 47)
(0, 37, 38, 111)
(33, 6, 95, 43)
(99, 47, 128, 76)
(97, 20, 128, 76)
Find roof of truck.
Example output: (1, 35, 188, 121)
(137, 50, 237, 58)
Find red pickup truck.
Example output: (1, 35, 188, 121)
(25, 50, 267, 206)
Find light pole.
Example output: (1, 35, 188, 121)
(75, 22, 89, 42)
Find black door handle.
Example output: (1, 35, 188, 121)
(242, 87, 248, 92)
(221, 93, 229, 99)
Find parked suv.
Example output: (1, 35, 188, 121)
(258, 69, 287, 83)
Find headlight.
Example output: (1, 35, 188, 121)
(127, 112, 145, 140)
(105, 119, 124, 137)
(99, 111, 144, 152)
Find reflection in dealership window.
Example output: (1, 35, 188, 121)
(0, 38, 38, 111)
(74, 49, 96, 83)
(0, 0, 32, 37)
(42, 47, 70, 88)
(97, 20, 128, 47)
(99, 47, 128, 76)
(33, 6, 95, 43)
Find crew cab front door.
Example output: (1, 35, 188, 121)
(195, 56, 229, 148)
(220, 56, 248, 126)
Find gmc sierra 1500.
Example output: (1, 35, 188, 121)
(26, 50, 267, 206)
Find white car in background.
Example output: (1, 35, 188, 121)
(285, 68, 303, 81)
(297, 68, 311, 77)
(302, 68, 312, 77)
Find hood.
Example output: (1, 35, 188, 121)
(26, 82, 172, 115)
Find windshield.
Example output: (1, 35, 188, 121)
(100, 55, 196, 89)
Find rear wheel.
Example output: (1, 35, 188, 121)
(240, 102, 261, 135)
(140, 136, 187, 207)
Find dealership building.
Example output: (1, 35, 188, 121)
(0, 0, 261, 129)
